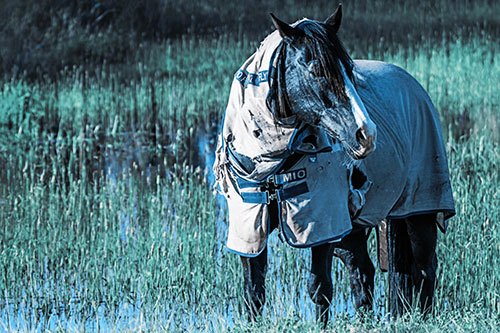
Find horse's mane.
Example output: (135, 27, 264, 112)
(267, 19, 355, 124)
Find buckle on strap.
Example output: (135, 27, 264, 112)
(240, 182, 309, 204)
(238, 168, 309, 204)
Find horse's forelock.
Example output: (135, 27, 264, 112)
(296, 19, 354, 103)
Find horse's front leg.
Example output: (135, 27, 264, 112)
(240, 247, 268, 322)
(333, 226, 375, 313)
(308, 243, 334, 328)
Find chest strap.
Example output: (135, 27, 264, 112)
(240, 182, 309, 204)
(236, 167, 310, 204)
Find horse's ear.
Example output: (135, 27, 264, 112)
(324, 3, 342, 33)
(270, 13, 297, 43)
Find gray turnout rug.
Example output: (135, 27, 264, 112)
(352, 59, 455, 227)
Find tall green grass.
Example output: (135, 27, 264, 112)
(0, 1, 499, 331)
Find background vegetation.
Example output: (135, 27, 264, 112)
(0, 0, 499, 331)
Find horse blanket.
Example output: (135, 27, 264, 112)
(214, 30, 455, 256)
(352, 60, 455, 227)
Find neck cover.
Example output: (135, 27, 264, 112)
(214, 31, 295, 185)
(213, 30, 364, 256)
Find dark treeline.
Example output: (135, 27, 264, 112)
(1, 0, 499, 79)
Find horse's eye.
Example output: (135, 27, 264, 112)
(308, 60, 321, 77)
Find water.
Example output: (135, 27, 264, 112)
(0, 128, 387, 331)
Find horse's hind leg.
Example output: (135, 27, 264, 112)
(308, 243, 334, 328)
(387, 214, 437, 317)
(240, 247, 268, 322)
(333, 226, 375, 313)
(406, 213, 437, 315)
(387, 218, 413, 316)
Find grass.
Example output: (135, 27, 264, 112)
(0, 1, 499, 331)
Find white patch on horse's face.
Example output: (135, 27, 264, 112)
(284, 44, 376, 159)
(339, 65, 377, 157)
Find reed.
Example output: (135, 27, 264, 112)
(0, 1, 499, 331)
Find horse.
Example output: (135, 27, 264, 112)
(213, 4, 455, 327)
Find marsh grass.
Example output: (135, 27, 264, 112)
(1, 1, 499, 331)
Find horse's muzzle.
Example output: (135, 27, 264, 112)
(353, 124, 376, 159)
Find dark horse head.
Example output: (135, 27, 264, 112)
(268, 4, 376, 159)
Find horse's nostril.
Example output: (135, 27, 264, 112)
(356, 128, 367, 143)
(353, 126, 376, 159)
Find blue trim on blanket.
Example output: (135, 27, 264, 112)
(227, 246, 266, 258)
